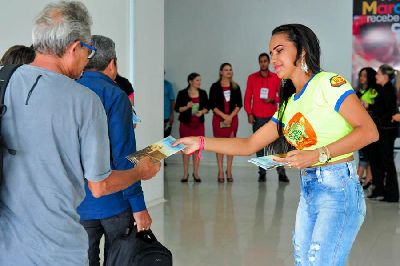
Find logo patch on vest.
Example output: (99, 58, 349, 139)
(330, 75, 346, 87)
(284, 112, 317, 150)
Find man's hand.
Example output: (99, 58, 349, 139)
(133, 209, 152, 231)
(262, 98, 274, 104)
(392, 113, 400, 122)
(136, 157, 161, 180)
(248, 114, 255, 124)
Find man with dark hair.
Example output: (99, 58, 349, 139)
(244, 53, 289, 182)
(0, 2, 159, 265)
(77, 35, 152, 266)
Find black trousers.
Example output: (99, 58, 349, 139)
(252, 116, 286, 176)
(369, 128, 399, 201)
(80, 210, 135, 266)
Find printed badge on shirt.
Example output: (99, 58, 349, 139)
(223, 90, 231, 102)
(260, 88, 269, 99)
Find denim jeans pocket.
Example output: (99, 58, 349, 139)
(318, 168, 347, 192)
(356, 183, 367, 217)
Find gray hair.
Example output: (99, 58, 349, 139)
(85, 35, 116, 71)
(32, 1, 92, 57)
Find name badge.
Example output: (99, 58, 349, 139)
(260, 88, 269, 99)
(223, 90, 231, 102)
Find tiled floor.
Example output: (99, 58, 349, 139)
(148, 164, 400, 266)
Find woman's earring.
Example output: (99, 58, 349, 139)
(301, 56, 308, 73)
(281, 79, 286, 87)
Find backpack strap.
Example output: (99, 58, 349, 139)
(0, 64, 21, 115)
(0, 64, 21, 187)
(0, 64, 22, 155)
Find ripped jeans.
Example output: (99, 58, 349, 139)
(293, 161, 366, 266)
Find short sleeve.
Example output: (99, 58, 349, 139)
(235, 85, 243, 108)
(168, 83, 175, 101)
(80, 96, 112, 182)
(208, 84, 217, 110)
(108, 93, 135, 170)
(271, 110, 285, 127)
(202, 90, 210, 110)
(271, 111, 279, 124)
(321, 74, 355, 112)
(174, 90, 184, 111)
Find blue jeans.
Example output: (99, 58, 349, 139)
(293, 161, 366, 266)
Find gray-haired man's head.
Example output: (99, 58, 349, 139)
(32, 1, 92, 57)
(85, 35, 116, 72)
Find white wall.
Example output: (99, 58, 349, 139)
(0, 0, 132, 76)
(0, 0, 165, 205)
(133, 0, 165, 205)
(165, 0, 353, 165)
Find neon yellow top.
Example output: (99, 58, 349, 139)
(359, 87, 378, 105)
(272, 72, 355, 164)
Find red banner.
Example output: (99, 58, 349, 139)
(352, 0, 400, 85)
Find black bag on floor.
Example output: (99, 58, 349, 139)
(106, 227, 173, 266)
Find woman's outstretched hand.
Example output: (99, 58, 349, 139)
(273, 149, 319, 169)
(173, 137, 200, 154)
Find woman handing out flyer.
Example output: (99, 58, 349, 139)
(175, 24, 378, 265)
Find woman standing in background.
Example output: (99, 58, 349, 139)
(175, 73, 209, 182)
(209, 63, 242, 183)
(368, 64, 399, 202)
(356, 67, 377, 189)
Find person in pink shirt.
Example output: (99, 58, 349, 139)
(244, 53, 289, 182)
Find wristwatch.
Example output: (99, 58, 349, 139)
(318, 146, 330, 164)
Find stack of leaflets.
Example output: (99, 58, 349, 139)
(127, 136, 185, 164)
(248, 154, 287, 170)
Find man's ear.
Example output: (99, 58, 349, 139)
(67, 41, 81, 56)
(106, 58, 114, 71)
(109, 58, 118, 72)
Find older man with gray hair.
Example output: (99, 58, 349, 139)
(0, 2, 160, 265)
(77, 35, 152, 266)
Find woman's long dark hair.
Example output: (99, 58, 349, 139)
(357, 67, 377, 92)
(272, 24, 321, 136)
(266, 24, 321, 154)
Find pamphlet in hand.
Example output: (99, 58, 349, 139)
(248, 154, 287, 170)
(191, 103, 200, 115)
(126, 136, 185, 164)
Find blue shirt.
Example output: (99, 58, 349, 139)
(77, 71, 146, 220)
(164, 79, 175, 120)
(0, 65, 111, 265)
